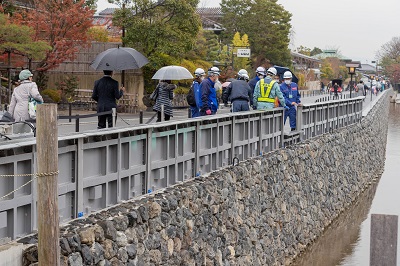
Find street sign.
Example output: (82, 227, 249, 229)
(237, 49, 251, 58)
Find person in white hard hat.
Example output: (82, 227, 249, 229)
(200, 66, 220, 116)
(253, 67, 288, 110)
(280, 71, 301, 131)
(248, 66, 266, 91)
(187, 68, 206, 117)
(222, 69, 253, 112)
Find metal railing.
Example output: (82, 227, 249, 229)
(0, 97, 365, 241)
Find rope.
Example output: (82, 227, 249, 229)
(0, 170, 59, 201)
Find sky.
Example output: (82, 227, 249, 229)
(97, 0, 400, 64)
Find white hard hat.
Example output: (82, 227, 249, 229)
(267, 67, 277, 76)
(237, 69, 248, 78)
(194, 68, 205, 77)
(283, 71, 293, 79)
(208, 66, 220, 76)
(256, 66, 266, 75)
(242, 74, 249, 81)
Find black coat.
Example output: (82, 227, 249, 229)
(92, 76, 123, 112)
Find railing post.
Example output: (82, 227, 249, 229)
(139, 111, 143, 124)
(75, 114, 80, 132)
(161, 105, 164, 122)
(112, 108, 117, 127)
(68, 102, 72, 122)
(146, 128, 152, 193)
(296, 105, 303, 141)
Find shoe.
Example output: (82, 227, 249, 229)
(291, 128, 296, 131)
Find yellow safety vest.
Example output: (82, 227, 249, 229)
(258, 79, 276, 103)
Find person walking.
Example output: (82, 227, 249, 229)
(248, 66, 266, 91)
(253, 67, 288, 110)
(280, 71, 301, 131)
(333, 82, 339, 98)
(222, 69, 253, 112)
(200, 66, 220, 116)
(9, 69, 43, 122)
(92, 70, 125, 129)
(356, 80, 365, 97)
(187, 68, 205, 118)
(153, 80, 176, 122)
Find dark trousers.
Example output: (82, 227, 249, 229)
(231, 100, 249, 112)
(98, 114, 113, 129)
(156, 112, 171, 122)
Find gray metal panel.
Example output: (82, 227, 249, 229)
(0, 96, 370, 241)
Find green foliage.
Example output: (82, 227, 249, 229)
(310, 47, 323, 56)
(221, 0, 292, 67)
(174, 86, 189, 95)
(41, 88, 61, 103)
(88, 27, 109, 42)
(338, 66, 349, 80)
(296, 45, 311, 56)
(56, 75, 79, 102)
(113, 0, 201, 59)
(320, 61, 334, 80)
(0, 14, 51, 61)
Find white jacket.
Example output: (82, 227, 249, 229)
(9, 80, 43, 121)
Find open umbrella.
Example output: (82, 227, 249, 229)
(152, 65, 193, 80)
(90, 47, 149, 71)
(273, 65, 299, 84)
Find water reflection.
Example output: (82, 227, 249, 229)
(291, 179, 379, 266)
(292, 103, 400, 266)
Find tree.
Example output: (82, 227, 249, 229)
(12, 0, 94, 89)
(232, 32, 250, 70)
(112, 0, 201, 59)
(221, 0, 292, 67)
(377, 37, 400, 82)
(296, 45, 311, 56)
(310, 47, 322, 56)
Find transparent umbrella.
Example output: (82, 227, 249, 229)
(152, 66, 193, 80)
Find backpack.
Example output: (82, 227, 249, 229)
(186, 83, 196, 107)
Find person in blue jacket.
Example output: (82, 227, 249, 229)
(200, 66, 220, 116)
(248, 66, 266, 91)
(188, 68, 205, 117)
(280, 71, 301, 131)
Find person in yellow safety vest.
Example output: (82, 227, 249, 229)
(253, 67, 289, 110)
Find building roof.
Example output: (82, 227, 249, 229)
(358, 64, 376, 72)
(196, 7, 223, 17)
(98, 8, 118, 16)
(312, 50, 351, 61)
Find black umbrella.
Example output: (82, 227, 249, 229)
(273, 65, 299, 84)
(90, 47, 149, 71)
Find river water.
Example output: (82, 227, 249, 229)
(292, 102, 400, 266)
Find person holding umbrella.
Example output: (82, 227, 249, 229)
(153, 80, 177, 122)
(91, 70, 125, 129)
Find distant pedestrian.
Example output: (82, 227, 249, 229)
(356, 81, 365, 97)
(222, 69, 253, 112)
(187, 68, 205, 118)
(253, 67, 288, 110)
(320, 81, 325, 93)
(200, 66, 220, 116)
(92, 70, 125, 129)
(9, 69, 43, 122)
(333, 83, 339, 98)
(153, 80, 176, 122)
(280, 71, 301, 131)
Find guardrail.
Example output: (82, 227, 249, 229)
(0, 97, 364, 242)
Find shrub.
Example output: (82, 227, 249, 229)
(41, 88, 61, 103)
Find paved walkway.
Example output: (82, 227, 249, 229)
(56, 89, 383, 136)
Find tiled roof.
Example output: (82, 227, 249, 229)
(98, 8, 118, 16)
(196, 7, 222, 16)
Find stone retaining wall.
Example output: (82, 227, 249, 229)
(22, 92, 389, 266)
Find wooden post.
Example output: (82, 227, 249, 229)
(36, 104, 60, 266)
(370, 214, 398, 266)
